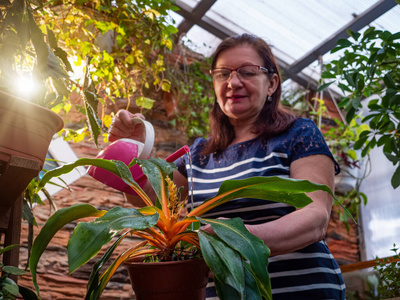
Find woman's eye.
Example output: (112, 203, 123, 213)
(240, 70, 256, 77)
(217, 71, 230, 78)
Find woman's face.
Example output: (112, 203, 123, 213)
(213, 46, 278, 125)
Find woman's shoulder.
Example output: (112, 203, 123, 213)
(281, 117, 322, 139)
(289, 117, 319, 131)
(190, 137, 208, 153)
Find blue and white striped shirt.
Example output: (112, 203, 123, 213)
(176, 118, 345, 299)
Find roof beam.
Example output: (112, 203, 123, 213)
(288, 0, 397, 74)
(175, 0, 218, 36)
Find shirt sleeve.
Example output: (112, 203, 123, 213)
(286, 118, 340, 175)
(174, 137, 206, 178)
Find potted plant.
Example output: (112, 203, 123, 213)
(372, 244, 400, 299)
(0, 245, 37, 300)
(28, 156, 337, 300)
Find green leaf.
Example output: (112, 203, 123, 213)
(28, 5, 48, 74)
(29, 204, 106, 297)
(345, 107, 356, 124)
(317, 81, 335, 92)
(83, 91, 101, 147)
(194, 176, 331, 216)
(2, 277, 19, 296)
(68, 207, 159, 273)
(383, 73, 398, 89)
(18, 285, 39, 300)
(2, 265, 26, 276)
(198, 231, 245, 296)
(243, 263, 265, 300)
(199, 218, 272, 299)
(387, 32, 400, 42)
(389, 94, 400, 105)
(136, 96, 155, 109)
(139, 158, 177, 201)
(336, 38, 352, 48)
(0, 244, 18, 255)
(85, 234, 128, 300)
(391, 165, 400, 189)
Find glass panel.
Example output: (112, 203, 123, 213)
(360, 147, 400, 260)
(359, 97, 400, 260)
(182, 25, 222, 58)
(168, 10, 184, 27)
(204, 0, 380, 62)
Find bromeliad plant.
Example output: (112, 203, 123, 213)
(29, 156, 335, 300)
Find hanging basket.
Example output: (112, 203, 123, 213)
(0, 93, 64, 168)
(335, 164, 360, 193)
(124, 258, 210, 300)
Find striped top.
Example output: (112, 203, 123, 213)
(175, 118, 345, 299)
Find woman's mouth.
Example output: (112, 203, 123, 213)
(227, 95, 246, 101)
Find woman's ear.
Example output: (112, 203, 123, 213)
(268, 73, 279, 95)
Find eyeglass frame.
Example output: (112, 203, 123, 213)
(209, 64, 274, 83)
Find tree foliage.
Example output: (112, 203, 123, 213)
(320, 27, 400, 189)
(0, 0, 178, 146)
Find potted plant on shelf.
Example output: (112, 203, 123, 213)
(28, 156, 337, 300)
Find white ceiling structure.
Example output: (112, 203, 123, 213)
(169, 1, 400, 259)
(170, 0, 400, 93)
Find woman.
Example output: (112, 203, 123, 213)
(109, 33, 345, 299)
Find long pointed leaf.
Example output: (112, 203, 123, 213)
(139, 158, 177, 212)
(243, 263, 266, 300)
(36, 158, 152, 205)
(198, 231, 245, 296)
(189, 176, 332, 217)
(68, 207, 159, 273)
(29, 204, 106, 297)
(198, 218, 271, 298)
(96, 242, 150, 296)
(85, 232, 131, 300)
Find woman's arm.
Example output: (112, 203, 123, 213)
(246, 154, 335, 256)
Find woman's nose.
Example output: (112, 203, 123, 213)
(227, 71, 243, 88)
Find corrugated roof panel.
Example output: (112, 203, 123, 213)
(174, 0, 399, 87)
(203, 0, 382, 62)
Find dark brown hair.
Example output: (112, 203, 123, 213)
(202, 33, 298, 155)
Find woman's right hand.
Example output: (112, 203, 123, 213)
(108, 110, 146, 143)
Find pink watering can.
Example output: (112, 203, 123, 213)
(88, 118, 189, 195)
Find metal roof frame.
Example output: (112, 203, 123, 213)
(174, 0, 397, 91)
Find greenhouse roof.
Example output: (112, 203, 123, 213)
(170, 0, 400, 91)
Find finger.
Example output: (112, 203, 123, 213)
(117, 110, 145, 128)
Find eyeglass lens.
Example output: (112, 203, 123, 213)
(211, 65, 263, 82)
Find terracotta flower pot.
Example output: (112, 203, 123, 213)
(124, 258, 210, 300)
(0, 93, 64, 167)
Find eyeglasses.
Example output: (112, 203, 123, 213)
(210, 65, 273, 83)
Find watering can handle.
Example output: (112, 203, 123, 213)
(131, 118, 155, 159)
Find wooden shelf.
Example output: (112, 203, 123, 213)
(0, 153, 42, 281)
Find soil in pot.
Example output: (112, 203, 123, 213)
(124, 258, 210, 300)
